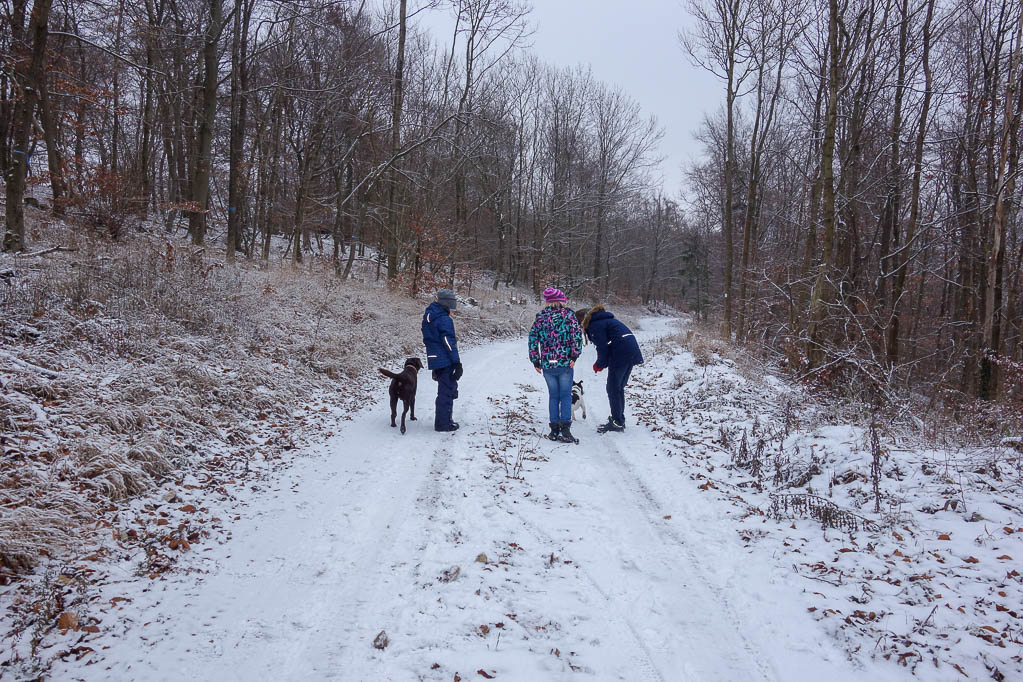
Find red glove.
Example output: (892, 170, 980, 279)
(593, 363, 603, 373)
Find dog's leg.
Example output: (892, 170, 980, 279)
(400, 402, 409, 434)
(409, 395, 416, 421)
(390, 395, 398, 427)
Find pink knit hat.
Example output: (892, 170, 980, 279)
(542, 287, 567, 303)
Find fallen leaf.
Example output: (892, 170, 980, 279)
(477, 670, 495, 679)
(997, 555, 1012, 560)
(179, 505, 197, 513)
(937, 534, 951, 541)
(57, 612, 79, 632)
(373, 630, 389, 650)
(964, 556, 980, 564)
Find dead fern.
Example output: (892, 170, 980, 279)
(770, 493, 879, 532)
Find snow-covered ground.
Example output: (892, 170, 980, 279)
(12, 316, 875, 681)
(6, 314, 1021, 680)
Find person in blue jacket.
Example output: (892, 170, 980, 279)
(422, 288, 462, 432)
(577, 305, 643, 433)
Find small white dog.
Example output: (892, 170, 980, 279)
(571, 380, 587, 421)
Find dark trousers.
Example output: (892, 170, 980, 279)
(434, 366, 458, 430)
(606, 363, 635, 424)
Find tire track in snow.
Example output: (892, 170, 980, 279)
(500, 491, 670, 682)
(280, 439, 453, 679)
(596, 434, 775, 681)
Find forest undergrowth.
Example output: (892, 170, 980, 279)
(632, 323, 1023, 679)
(0, 213, 532, 672)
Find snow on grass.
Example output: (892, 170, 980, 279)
(0, 218, 535, 675)
(631, 323, 1023, 680)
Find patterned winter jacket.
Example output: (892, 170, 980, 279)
(528, 305, 583, 370)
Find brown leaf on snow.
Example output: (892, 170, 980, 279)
(964, 556, 980, 564)
(479, 624, 490, 635)
(81, 625, 100, 634)
(937, 534, 951, 541)
(892, 531, 903, 541)
(372, 630, 389, 650)
(179, 505, 197, 513)
(57, 612, 79, 632)
(997, 554, 1013, 560)
(477, 670, 495, 679)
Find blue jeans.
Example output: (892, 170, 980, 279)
(606, 363, 635, 424)
(543, 366, 574, 423)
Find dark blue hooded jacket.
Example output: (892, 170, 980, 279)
(422, 301, 460, 370)
(586, 308, 643, 370)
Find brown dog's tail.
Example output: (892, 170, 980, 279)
(379, 368, 402, 381)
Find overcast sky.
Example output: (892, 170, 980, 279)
(411, 0, 720, 198)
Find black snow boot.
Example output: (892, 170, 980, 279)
(558, 421, 579, 444)
(596, 417, 625, 434)
(548, 422, 561, 440)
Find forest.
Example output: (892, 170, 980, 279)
(3, 0, 1023, 403)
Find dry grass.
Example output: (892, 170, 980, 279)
(0, 218, 529, 576)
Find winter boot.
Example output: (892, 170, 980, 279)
(548, 422, 561, 441)
(558, 421, 579, 444)
(596, 417, 625, 434)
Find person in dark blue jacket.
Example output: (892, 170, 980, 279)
(422, 289, 462, 432)
(577, 305, 643, 433)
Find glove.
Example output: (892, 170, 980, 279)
(593, 363, 603, 373)
(432, 369, 441, 381)
(451, 362, 463, 381)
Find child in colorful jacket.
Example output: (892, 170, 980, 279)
(528, 287, 583, 443)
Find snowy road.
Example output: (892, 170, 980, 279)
(83, 317, 885, 681)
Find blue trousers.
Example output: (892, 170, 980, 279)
(606, 363, 635, 424)
(434, 366, 458, 430)
(543, 366, 574, 423)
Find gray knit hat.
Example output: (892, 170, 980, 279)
(436, 288, 457, 311)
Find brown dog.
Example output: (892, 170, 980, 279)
(378, 357, 424, 434)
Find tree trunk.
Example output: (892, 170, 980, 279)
(188, 0, 223, 246)
(3, 0, 52, 253)
(386, 0, 407, 281)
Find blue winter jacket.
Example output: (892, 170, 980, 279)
(422, 301, 460, 370)
(586, 309, 643, 370)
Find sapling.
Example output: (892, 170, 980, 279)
(870, 422, 883, 513)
